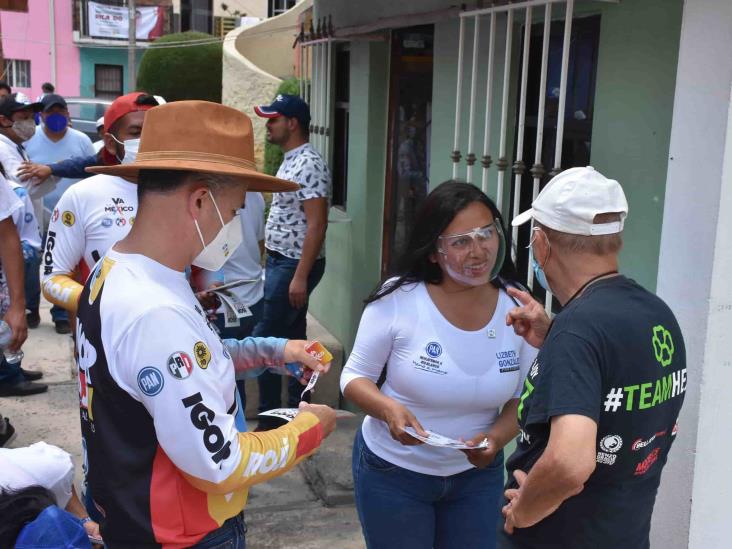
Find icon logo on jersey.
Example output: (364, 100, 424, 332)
(167, 352, 193, 379)
(194, 341, 211, 369)
(52, 208, 59, 222)
(634, 447, 661, 476)
(137, 367, 164, 396)
(652, 325, 674, 368)
(426, 342, 442, 358)
(487, 329, 496, 339)
(130, 216, 135, 226)
(101, 218, 113, 228)
(105, 197, 134, 214)
(600, 434, 623, 454)
(24, 212, 32, 223)
(631, 430, 666, 451)
(116, 218, 126, 227)
(182, 392, 232, 464)
(62, 211, 75, 227)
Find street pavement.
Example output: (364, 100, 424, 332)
(1, 300, 365, 549)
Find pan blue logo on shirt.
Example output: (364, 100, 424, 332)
(137, 366, 164, 396)
(101, 218, 113, 228)
(426, 342, 443, 358)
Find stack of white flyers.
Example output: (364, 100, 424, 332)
(402, 427, 490, 450)
(207, 279, 258, 327)
(258, 408, 356, 422)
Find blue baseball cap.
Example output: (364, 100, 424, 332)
(254, 94, 311, 129)
(15, 505, 91, 548)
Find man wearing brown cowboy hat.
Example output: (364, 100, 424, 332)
(75, 100, 336, 547)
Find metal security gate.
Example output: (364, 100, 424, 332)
(298, 16, 335, 165)
(450, 0, 610, 311)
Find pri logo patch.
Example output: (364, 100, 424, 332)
(652, 325, 674, 367)
(425, 342, 443, 358)
(137, 367, 164, 396)
(62, 211, 75, 227)
(167, 352, 193, 380)
(194, 341, 211, 369)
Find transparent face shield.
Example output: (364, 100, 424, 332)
(437, 221, 507, 283)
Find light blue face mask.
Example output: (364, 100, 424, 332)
(529, 227, 552, 293)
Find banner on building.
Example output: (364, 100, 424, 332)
(87, 2, 165, 41)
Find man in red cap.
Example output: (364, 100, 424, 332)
(41, 92, 159, 317)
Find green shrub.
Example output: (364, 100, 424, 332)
(137, 32, 222, 102)
(263, 77, 301, 176)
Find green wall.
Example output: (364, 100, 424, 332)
(309, 40, 391, 354)
(79, 47, 144, 98)
(590, 0, 683, 291)
(310, 0, 683, 355)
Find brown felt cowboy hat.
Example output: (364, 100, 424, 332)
(86, 100, 299, 193)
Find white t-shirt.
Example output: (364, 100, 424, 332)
(0, 175, 22, 221)
(266, 143, 330, 260)
(0, 442, 75, 508)
(9, 181, 41, 250)
(341, 282, 537, 476)
(43, 174, 137, 281)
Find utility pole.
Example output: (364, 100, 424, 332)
(128, 0, 137, 91)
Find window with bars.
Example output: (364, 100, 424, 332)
(331, 44, 350, 209)
(94, 64, 123, 99)
(5, 59, 31, 89)
(268, 0, 295, 18)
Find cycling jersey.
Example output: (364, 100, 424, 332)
(77, 248, 323, 547)
(42, 174, 137, 314)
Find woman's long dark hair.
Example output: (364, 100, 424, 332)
(366, 180, 520, 303)
(0, 485, 57, 547)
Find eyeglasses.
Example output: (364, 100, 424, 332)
(438, 223, 502, 254)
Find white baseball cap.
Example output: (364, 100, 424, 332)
(512, 166, 628, 235)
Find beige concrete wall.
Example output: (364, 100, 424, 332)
(222, 25, 281, 170)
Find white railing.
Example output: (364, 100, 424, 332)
(298, 18, 335, 163)
(451, 0, 586, 312)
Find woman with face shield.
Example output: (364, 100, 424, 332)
(341, 181, 538, 549)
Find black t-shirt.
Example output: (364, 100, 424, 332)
(500, 276, 686, 549)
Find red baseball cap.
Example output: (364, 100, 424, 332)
(101, 92, 159, 165)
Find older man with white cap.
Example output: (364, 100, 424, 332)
(498, 167, 686, 549)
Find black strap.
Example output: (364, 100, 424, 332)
(564, 271, 619, 307)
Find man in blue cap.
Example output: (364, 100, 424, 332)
(253, 94, 331, 428)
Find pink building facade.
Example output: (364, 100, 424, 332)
(1, 0, 81, 98)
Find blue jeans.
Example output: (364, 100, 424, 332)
(191, 513, 247, 548)
(353, 428, 504, 549)
(213, 298, 264, 427)
(253, 252, 325, 411)
(0, 355, 23, 385)
(22, 244, 40, 313)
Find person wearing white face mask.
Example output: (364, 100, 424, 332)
(341, 181, 537, 549)
(41, 93, 159, 335)
(73, 100, 336, 547)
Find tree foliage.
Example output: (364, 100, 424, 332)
(137, 32, 223, 103)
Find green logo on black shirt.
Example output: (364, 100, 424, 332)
(652, 325, 674, 367)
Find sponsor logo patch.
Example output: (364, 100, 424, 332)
(116, 218, 126, 227)
(101, 218, 113, 228)
(137, 366, 164, 396)
(167, 352, 193, 380)
(631, 430, 666, 451)
(62, 211, 75, 227)
(634, 447, 661, 476)
(425, 342, 442, 358)
(600, 434, 623, 454)
(52, 208, 59, 222)
(194, 341, 211, 369)
(24, 212, 33, 223)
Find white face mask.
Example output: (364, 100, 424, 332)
(110, 135, 140, 165)
(13, 118, 36, 141)
(192, 192, 243, 271)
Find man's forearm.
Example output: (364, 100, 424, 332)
(294, 225, 326, 280)
(0, 220, 26, 308)
(510, 451, 586, 526)
(50, 153, 99, 179)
